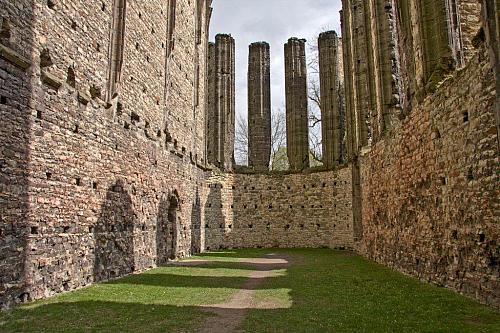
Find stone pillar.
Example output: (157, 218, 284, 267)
(371, 0, 402, 133)
(318, 31, 344, 169)
(248, 42, 271, 171)
(206, 42, 218, 165)
(340, 0, 371, 156)
(482, 0, 499, 150)
(458, 0, 482, 61)
(420, 0, 456, 90)
(206, 34, 235, 171)
(284, 37, 309, 171)
(340, 7, 356, 161)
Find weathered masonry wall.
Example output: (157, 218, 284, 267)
(284, 38, 310, 171)
(359, 47, 499, 308)
(248, 42, 271, 171)
(0, 0, 35, 309)
(0, 0, 212, 309)
(340, 0, 499, 308)
(205, 168, 354, 250)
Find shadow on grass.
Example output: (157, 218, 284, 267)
(0, 300, 214, 333)
(108, 273, 259, 289)
(1, 249, 499, 333)
(166, 261, 289, 271)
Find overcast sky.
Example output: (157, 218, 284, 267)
(210, 0, 342, 120)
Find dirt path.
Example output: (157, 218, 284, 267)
(189, 253, 290, 333)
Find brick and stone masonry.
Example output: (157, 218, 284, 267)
(0, 0, 213, 309)
(284, 37, 310, 171)
(318, 31, 345, 168)
(0, 0, 498, 311)
(248, 42, 271, 171)
(342, 0, 499, 308)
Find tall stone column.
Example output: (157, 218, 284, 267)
(206, 42, 218, 165)
(340, 6, 356, 161)
(248, 42, 271, 171)
(318, 31, 344, 169)
(206, 34, 235, 171)
(284, 37, 309, 171)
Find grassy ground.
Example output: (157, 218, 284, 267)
(0, 249, 499, 332)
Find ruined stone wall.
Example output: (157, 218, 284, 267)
(248, 42, 271, 171)
(284, 38, 310, 170)
(205, 168, 354, 250)
(0, 0, 211, 308)
(359, 46, 499, 308)
(0, 0, 35, 309)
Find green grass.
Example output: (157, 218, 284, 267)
(0, 249, 498, 332)
(242, 249, 500, 333)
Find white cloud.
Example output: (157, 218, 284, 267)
(210, 0, 342, 120)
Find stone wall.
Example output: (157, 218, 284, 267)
(0, 0, 212, 308)
(0, 0, 35, 309)
(205, 168, 354, 250)
(359, 46, 499, 308)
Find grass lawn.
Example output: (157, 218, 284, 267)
(0, 249, 499, 332)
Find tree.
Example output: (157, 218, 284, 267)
(234, 107, 288, 170)
(234, 115, 248, 166)
(269, 108, 288, 171)
(307, 36, 323, 166)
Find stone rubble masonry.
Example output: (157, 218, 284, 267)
(0, 0, 498, 312)
(205, 167, 354, 250)
(247, 42, 271, 171)
(359, 46, 499, 308)
(206, 34, 235, 171)
(318, 31, 344, 169)
(342, 1, 499, 308)
(284, 37, 310, 171)
(0, 0, 212, 309)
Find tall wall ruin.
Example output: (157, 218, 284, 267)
(341, 0, 499, 308)
(248, 42, 271, 171)
(0, 0, 498, 311)
(0, 0, 213, 309)
(284, 38, 310, 171)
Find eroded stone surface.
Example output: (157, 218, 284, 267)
(0, 0, 498, 311)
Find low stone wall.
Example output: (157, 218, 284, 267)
(359, 47, 499, 308)
(205, 167, 354, 250)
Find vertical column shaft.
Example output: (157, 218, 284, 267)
(206, 42, 218, 164)
(207, 34, 235, 171)
(340, 6, 356, 161)
(318, 31, 343, 169)
(284, 37, 310, 171)
(248, 42, 271, 171)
